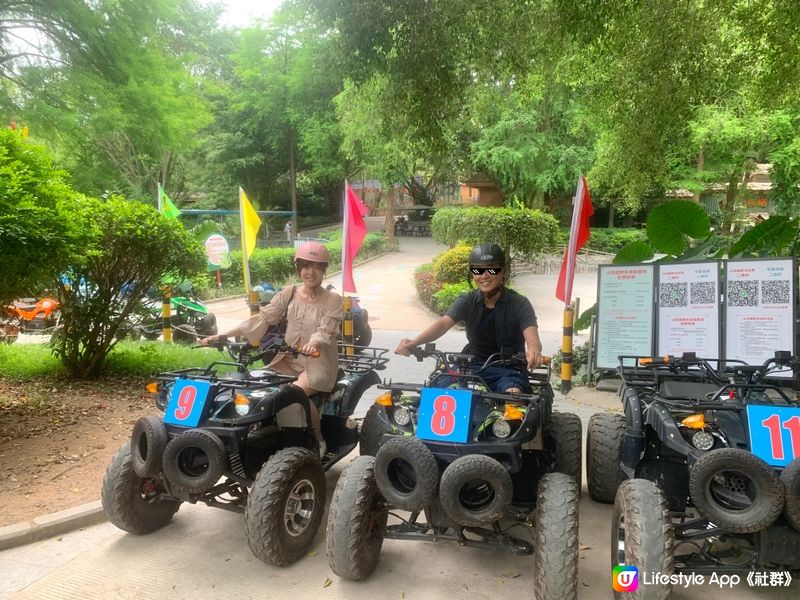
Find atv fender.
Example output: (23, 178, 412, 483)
(339, 370, 380, 416)
(619, 385, 645, 477)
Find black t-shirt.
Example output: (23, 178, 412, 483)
(445, 287, 538, 360)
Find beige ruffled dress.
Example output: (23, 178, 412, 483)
(227, 285, 343, 393)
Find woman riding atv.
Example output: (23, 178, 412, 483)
(395, 243, 543, 393)
(201, 241, 343, 457)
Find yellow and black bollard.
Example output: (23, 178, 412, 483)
(342, 296, 354, 356)
(560, 305, 575, 394)
(248, 289, 260, 316)
(162, 291, 172, 343)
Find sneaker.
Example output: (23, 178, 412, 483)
(318, 440, 327, 460)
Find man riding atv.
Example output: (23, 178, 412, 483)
(395, 243, 544, 391)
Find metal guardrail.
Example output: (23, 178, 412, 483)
(516, 250, 613, 275)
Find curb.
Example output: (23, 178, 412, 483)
(0, 500, 108, 551)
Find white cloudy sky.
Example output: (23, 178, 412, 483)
(211, 0, 285, 27)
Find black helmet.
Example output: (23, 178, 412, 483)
(468, 243, 505, 266)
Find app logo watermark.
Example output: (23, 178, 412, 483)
(613, 565, 639, 592)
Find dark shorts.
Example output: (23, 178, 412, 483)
(474, 365, 531, 393)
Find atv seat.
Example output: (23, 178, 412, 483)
(659, 381, 721, 401)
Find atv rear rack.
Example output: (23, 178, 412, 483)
(337, 346, 390, 375)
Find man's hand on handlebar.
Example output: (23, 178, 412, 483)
(526, 347, 544, 370)
(395, 338, 417, 357)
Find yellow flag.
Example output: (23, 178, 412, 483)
(240, 188, 261, 256)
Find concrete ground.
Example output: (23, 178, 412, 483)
(1, 229, 796, 599)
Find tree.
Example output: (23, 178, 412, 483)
(0, 129, 81, 306)
(51, 197, 206, 378)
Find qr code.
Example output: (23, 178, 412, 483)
(762, 279, 790, 304)
(728, 280, 759, 306)
(660, 282, 687, 307)
(690, 281, 716, 305)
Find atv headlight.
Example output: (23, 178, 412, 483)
(392, 406, 411, 426)
(691, 430, 714, 451)
(234, 393, 251, 416)
(492, 418, 512, 438)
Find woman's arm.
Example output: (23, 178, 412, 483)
(306, 294, 345, 350)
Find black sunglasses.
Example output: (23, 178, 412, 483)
(470, 267, 502, 276)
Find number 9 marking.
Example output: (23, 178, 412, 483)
(174, 385, 197, 421)
(430, 394, 457, 436)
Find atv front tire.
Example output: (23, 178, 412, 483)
(533, 472, 580, 600)
(587, 412, 627, 503)
(359, 404, 394, 457)
(245, 447, 326, 566)
(550, 412, 583, 490)
(612, 479, 674, 600)
(326, 455, 387, 580)
(101, 443, 181, 534)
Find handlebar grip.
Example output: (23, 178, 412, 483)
(640, 356, 671, 366)
(540, 356, 550, 365)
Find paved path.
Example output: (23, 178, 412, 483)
(2, 232, 795, 600)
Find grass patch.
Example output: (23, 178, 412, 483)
(0, 340, 228, 381)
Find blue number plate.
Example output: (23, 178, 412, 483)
(163, 379, 211, 428)
(416, 387, 473, 444)
(746, 404, 800, 467)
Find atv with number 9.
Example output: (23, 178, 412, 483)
(327, 344, 582, 600)
(100, 337, 387, 566)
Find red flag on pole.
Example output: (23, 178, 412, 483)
(555, 175, 594, 304)
(342, 181, 369, 293)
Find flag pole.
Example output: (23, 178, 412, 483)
(239, 187, 253, 297)
(157, 183, 162, 213)
(341, 181, 354, 354)
(560, 175, 585, 394)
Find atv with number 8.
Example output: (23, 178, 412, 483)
(587, 351, 800, 599)
(327, 344, 582, 600)
(100, 336, 388, 566)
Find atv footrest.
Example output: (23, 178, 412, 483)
(383, 523, 532, 555)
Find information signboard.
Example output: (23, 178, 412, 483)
(595, 264, 656, 369)
(657, 262, 721, 358)
(724, 258, 795, 376)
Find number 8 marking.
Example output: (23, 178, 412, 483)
(174, 385, 197, 420)
(431, 394, 456, 436)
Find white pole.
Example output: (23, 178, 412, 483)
(341, 180, 350, 293)
(563, 175, 585, 308)
(157, 182, 162, 213)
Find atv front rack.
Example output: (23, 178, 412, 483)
(337, 346, 390, 375)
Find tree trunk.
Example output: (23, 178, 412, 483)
(384, 186, 396, 248)
(607, 202, 615, 228)
(692, 149, 705, 203)
(289, 128, 297, 238)
(720, 172, 740, 234)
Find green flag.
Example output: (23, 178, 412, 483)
(159, 185, 181, 219)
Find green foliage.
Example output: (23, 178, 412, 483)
(0, 130, 82, 306)
(430, 207, 560, 260)
(52, 197, 207, 378)
(584, 228, 648, 253)
(432, 245, 472, 285)
(727, 216, 800, 258)
(551, 340, 591, 385)
(433, 282, 471, 315)
(0, 339, 225, 380)
(613, 241, 655, 264)
(646, 201, 711, 255)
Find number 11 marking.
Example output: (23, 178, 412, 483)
(761, 414, 800, 461)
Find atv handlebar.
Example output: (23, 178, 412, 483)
(407, 344, 549, 372)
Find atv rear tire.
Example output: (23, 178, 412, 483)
(245, 447, 326, 566)
(199, 312, 217, 336)
(781, 457, 800, 532)
(374, 436, 438, 511)
(550, 412, 583, 490)
(359, 404, 395, 457)
(689, 448, 784, 533)
(439, 454, 514, 526)
(101, 443, 181, 534)
(130, 416, 168, 478)
(172, 323, 197, 344)
(326, 455, 387, 580)
(533, 472, 580, 600)
(354, 316, 372, 348)
(612, 479, 674, 599)
(587, 412, 627, 503)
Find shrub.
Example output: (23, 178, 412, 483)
(583, 228, 647, 253)
(433, 282, 471, 314)
(551, 340, 592, 385)
(430, 207, 560, 260)
(432, 244, 472, 285)
(414, 263, 442, 312)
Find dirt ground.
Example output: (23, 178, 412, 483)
(0, 377, 154, 527)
